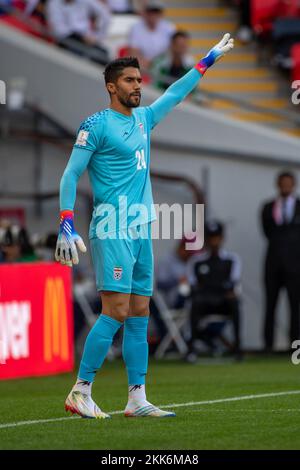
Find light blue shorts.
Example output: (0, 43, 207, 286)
(90, 223, 153, 296)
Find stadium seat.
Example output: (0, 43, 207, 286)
(0, 14, 53, 42)
(291, 43, 300, 81)
(280, 0, 300, 17)
(251, 0, 300, 38)
(272, 18, 300, 70)
(118, 45, 130, 58)
(12, 0, 25, 11)
(251, 0, 280, 36)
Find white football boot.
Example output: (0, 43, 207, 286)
(65, 390, 111, 419)
(124, 400, 176, 418)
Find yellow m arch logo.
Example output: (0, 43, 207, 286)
(43, 278, 69, 362)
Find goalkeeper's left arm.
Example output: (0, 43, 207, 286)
(148, 33, 234, 127)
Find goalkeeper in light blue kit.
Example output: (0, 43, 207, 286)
(56, 33, 234, 419)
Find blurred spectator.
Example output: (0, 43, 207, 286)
(107, 0, 133, 13)
(151, 31, 194, 91)
(0, 224, 39, 263)
(156, 235, 197, 310)
(46, 0, 111, 65)
(186, 221, 242, 362)
(127, 0, 175, 70)
(33, 231, 58, 261)
(151, 235, 198, 348)
(0, 219, 10, 262)
(24, 0, 47, 22)
(235, 0, 253, 43)
(261, 171, 300, 351)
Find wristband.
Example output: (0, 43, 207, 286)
(195, 49, 219, 76)
(59, 210, 75, 237)
(60, 210, 74, 222)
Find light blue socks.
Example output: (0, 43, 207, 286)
(78, 314, 122, 382)
(78, 314, 149, 387)
(122, 316, 149, 385)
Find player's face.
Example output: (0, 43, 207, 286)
(114, 67, 142, 108)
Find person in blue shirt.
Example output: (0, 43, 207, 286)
(56, 33, 234, 419)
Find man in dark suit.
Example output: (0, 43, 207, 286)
(261, 171, 300, 351)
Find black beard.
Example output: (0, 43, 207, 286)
(119, 95, 141, 108)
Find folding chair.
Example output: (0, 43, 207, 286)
(152, 289, 189, 359)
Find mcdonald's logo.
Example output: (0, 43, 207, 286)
(43, 277, 69, 363)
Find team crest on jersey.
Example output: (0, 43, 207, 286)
(113, 266, 123, 280)
(76, 130, 89, 146)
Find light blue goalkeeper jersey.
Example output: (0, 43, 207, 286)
(60, 67, 203, 239)
(77, 106, 155, 238)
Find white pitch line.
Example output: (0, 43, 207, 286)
(0, 390, 299, 430)
(158, 390, 300, 409)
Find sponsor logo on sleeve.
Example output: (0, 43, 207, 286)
(76, 130, 89, 147)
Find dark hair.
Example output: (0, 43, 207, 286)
(0, 226, 34, 256)
(103, 57, 140, 85)
(171, 30, 189, 42)
(277, 171, 296, 184)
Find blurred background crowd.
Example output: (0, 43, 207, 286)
(1, 1, 300, 95)
(1, 0, 300, 363)
(1, 169, 300, 362)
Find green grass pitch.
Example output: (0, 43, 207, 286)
(0, 357, 300, 450)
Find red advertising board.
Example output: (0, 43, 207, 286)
(0, 262, 74, 379)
